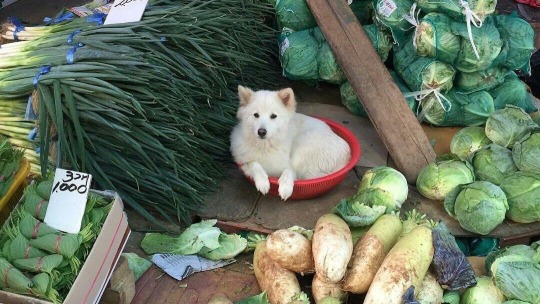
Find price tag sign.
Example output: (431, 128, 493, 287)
(44, 168, 93, 234)
(103, 0, 149, 25)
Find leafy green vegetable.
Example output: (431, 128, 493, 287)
(494, 12, 535, 74)
(444, 181, 508, 235)
(363, 24, 393, 62)
(333, 198, 387, 227)
(236, 291, 270, 304)
(374, 0, 415, 45)
(121, 253, 152, 282)
(499, 172, 540, 223)
(278, 28, 320, 82)
(199, 233, 247, 261)
(489, 73, 537, 113)
(461, 276, 506, 304)
(275, 0, 317, 31)
(485, 106, 537, 148)
(357, 166, 409, 209)
(416, 0, 496, 22)
(456, 67, 510, 93)
(417, 159, 475, 201)
(485, 244, 537, 276)
(512, 132, 540, 174)
(493, 260, 540, 303)
(415, 13, 461, 64)
(471, 144, 518, 186)
(442, 290, 461, 304)
(450, 126, 492, 160)
(317, 42, 347, 84)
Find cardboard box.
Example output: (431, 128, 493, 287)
(0, 190, 131, 304)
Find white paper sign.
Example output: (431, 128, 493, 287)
(44, 168, 93, 234)
(378, 0, 397, 17)
(152, 254, 235, 281)
(103, 0, 148, 25)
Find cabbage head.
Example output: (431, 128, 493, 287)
(472, 144, 518, 186)
(421, 89, 494, 127)
(512, 132, 540, 174)
(456, 66, 510, 93)
(485, 244, 537, 276)
(357, 166, 409, 209)
(416, 0, 496, 22)
(374, 0, 415, 45)
(350, 0, 374, 24)
(415, 13, 461, 64)
(363, 24, 393, 62)
(416, 158, 475, 200)
(333, 197, 387, 227)
(499, 171, 540, 223)
(494, 12, 535, 74)
(394, 39, 455, 92)
(275, 0, 317, 31)
(444, 181, 508, 235)
(485, 106, 538, 148)
(278, 29, 320, 81)
(461, 276, 506, 304)
(492, 259, 540, 303)
(489, 73, 537, 113)
(442, 290, 460, 304)
(451, 126, 492, 160)
(317, 42, 347, 84)
(452, 21, 503, 72)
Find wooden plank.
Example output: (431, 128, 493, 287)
(532, 23, 540, 49)
(307, 0, 437, 183)
(100, 256, 136, 304)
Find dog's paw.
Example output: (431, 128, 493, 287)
(278, 173, 295, 201)
(254, 175, 270, 195)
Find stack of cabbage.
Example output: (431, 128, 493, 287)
(376, 0, 538, 127)
(0, 137, 24, 198)
(0, 0, 278, 226)
(416, 106, 540, 235)
(0, 176, 112, 303)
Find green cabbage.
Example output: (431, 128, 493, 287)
(442, 290, 461, 304)
(421, 89, 494, 127)
(494, 12, 535, 74)
(333, 198, 387, 227)
(275, 0, 317, 31)
(317, 42, 347, 84)
(493, 260, 540, 303)
(357, 166, 409, 209)
(485, 106, 537, 148)
(452, 20, 503, 73)
(363, 24, 393, 62)
(450, 126, 492, 160)
(472, 144, 518, 186)
(415, 13, 461, 64)
(502, 301, 532, 304)
(237, 291, 270, 304)
(444, 181, 508, 235)
(512, 132, 540, 174)
(489, 73, 537, 113)
(374, 0, 415, 45)
(278, 28, 320, 81)
(485, 244, 537, 276)
(350, 0, 375, 25)
(461, 276, 506, 304)
(499, 171, 540, 223)
(456, 67, 511, 93)
(394, 39, 455, 92)
(417, 158, 475, 201)
(416, 0, 496, 22)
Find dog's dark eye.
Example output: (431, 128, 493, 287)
(254, 113, 259, 118)
(270, 114, 277, 119)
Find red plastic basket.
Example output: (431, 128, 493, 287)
(242, 117, 361, 200)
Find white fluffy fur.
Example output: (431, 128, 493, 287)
(230, 85, 351, 200)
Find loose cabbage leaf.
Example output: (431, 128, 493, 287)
(236, 291, 270, 304)
(332, 198, 386, 227)
(121, 252, 152, 281)
(432, 222, 477, 290)
(199, 233, 248, 261)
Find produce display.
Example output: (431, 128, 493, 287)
(0, 137, 24, 198)
(0, 0, 278, 226)
(0, 176, 112, 303)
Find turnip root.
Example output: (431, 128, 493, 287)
(312, 214, 353, 283)
(311, 273, 347, 303)
(416, 272, 444, 304)
(343, 214, 402, 294)
(266, 229, 314, 274)
(253, 241, 303, 304)
(363, 226, 434, 304)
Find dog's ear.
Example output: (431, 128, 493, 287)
(278, 88, 296, 110)
(238, 85, 254, 106)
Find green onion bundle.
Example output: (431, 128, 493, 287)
(0, 138, 24, 197)
(0, 0, 279, 226)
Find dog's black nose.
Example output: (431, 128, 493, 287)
(257, 128, 267, 138)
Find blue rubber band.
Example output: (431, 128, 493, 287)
(8, 17, 24, 41)
(36, 146, 41, 154)
(160, 37, 167, 43)
(28, 126, 38, 141)
(33, 65, 52, 87)
(67, 29, 83, 45)
(66, 43, 84, 64)
(25, 95, 38, 120)
(86, 12, 106, 25)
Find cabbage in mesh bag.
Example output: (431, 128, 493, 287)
(489, 73, 537, 113)
(275, 0, 317, 31)
(494, 12, 535, 74)
(364, 24, 393, 62)
(374, 0, 416, 45)
(421, 89, 495, 127)
(340, 71, 418, 117)
(416, 0, 496, 22)
(278, 28, 320, 81)
(317, 42, 347, 84)
(414, 13, 461, 64)
(451, 20, 503, 72)
(393, 39, 456, 92)
(455, 66, 510, 93)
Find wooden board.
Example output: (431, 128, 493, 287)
(307, 0, 436, 183)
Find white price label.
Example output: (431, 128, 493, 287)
(104, 0, 148, 25)
(44, 168, 93, 234)
(280, 38, 290, 56)
(378, 0, 397, 18)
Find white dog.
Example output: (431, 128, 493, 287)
(230, 85, 351, 200)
